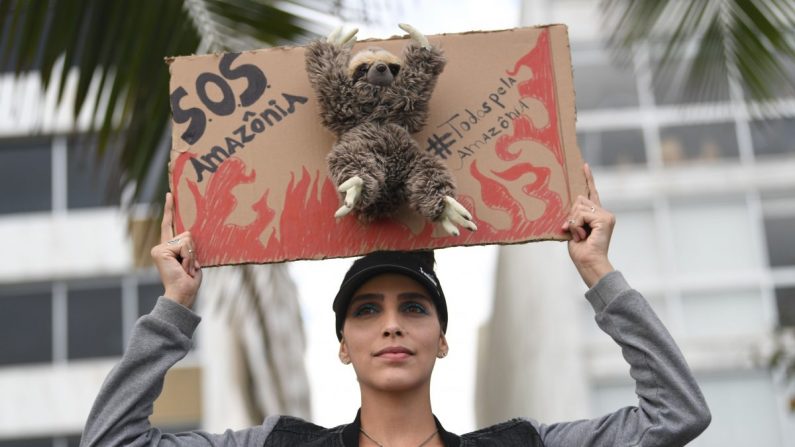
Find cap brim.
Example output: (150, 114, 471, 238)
(333, 263, 441, 313)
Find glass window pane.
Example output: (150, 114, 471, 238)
(775, 286, 795, 327)
(594, 373, 786, 446)
(0, 437, 53, 447)
(0, 288, 52, 366)
(682, 289, 767, 337)
(652, 58, 730, 105)
(67, 138, 121, 209)
(743, 54, 795, 100)
(138, 282, 163, 317)
(573, 61, 639, 109)
(608, 208, 659, 281)
(660, 122, 739, 165)
(693, 373, 784, 447)
(578, 129, 646, 168)
(67, 286, 123, 360)
(670, 198, 759, 275)
(750, 117, 795, 159)
(0, 138, 51, 213)
(764, 215, 795, 267)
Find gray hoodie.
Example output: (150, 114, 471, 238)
(80, 271, 711, 446)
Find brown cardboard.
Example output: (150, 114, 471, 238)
(168, 25, 585, 266)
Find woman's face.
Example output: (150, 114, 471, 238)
(339, 273, 448, 393)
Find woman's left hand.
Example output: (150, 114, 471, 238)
(561, 164, 615, 288)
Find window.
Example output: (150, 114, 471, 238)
(651, 57, 731, 105)
(138, 282, 163, 317)
(0, 276, 169, 367)
(660, 122, 739, 165)
(750, 117, 795, 159)
(67, 285, 123, 360)
(577, 129, 646, 168)
(605, 208, 659, 282)
(572, 59, 639, 110)
(0, 437, 52, 447)
(0, 138, 52, 214)
(0, 136, 122, 214)
(743, 53, 795, 100)
(0, 436, 82, 447)
(67, 137, 121, 209)
(681, 289, 767, 337)
(669, 198, 759, 276)
(0, 287, 52, 366)
(764, 215, 795, 268)
(591, 373, 785, 447)
(692, 373, 784, 446)
(775, 286, 795, 327)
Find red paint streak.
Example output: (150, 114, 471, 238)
(172, 156, 276, 264)
(469, 114, 565, 238)
(464, 28, 568, 241)
(505, 29, 563, 167)
(491, 163, 536, 181)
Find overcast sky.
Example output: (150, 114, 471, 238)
(289, 0, 521, 433)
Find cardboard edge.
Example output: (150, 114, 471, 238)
(547, 25, 587, 209)
(199, 235, 571, 267)
(165, 24, 571, 62)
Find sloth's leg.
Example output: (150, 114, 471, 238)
(327, 141, 387, 221)
(404, 151, 451, 221)
(405, 151, 477, 236)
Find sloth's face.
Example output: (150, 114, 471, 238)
(348, 47, 401, 87)
(352, 61, 401, 86)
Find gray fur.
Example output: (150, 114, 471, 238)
(305, 40, 453, 222)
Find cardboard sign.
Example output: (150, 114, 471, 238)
(168, 24, 585, 266)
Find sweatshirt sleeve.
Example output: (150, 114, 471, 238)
(530, 271, 711, 447)
(79, 297, 274, 447)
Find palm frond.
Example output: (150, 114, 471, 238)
(0, 0, 339, 207)
(602, 0, 795, 104)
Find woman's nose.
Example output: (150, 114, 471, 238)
(381, 310, 403, 337)
(382, 325, 403, 337)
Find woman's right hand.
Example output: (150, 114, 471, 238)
(150, 192, 202, 308)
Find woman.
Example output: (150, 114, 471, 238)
(80, 165, 711, 446)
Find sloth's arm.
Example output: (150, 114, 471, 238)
(383, 43, 446, 133)
(304, 40, 359, 135)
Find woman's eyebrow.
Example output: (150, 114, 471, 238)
(349, 293, 384, 305)
(397, 292, 431, 302)
(349, 292, 431, 304)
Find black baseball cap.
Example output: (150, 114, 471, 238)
(333, 251, 448, 341)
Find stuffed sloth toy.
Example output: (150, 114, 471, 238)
(304, 24, 477, 236)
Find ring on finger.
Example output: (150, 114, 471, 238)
(590, 206, 595, 213)
(188, 249, 194, 254)
(568, 219, 575, 225)
(167, 238, 180, 245)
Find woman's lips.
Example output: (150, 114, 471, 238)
(374, 346, 413, 360)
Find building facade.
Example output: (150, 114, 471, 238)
(0, 65, 309, 447)
(477, 1, 795, 446)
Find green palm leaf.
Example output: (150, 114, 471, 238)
(602, 0, 795, 104)
(0, 0, 338, 206)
